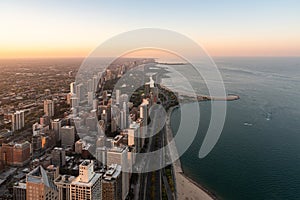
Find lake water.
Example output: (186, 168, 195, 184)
(168, 57, 300, 200)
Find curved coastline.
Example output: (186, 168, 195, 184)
(166, 105, 218, 200)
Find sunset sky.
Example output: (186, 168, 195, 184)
(1, 0, 300, 58)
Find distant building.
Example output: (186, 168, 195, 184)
(88, 79, 93, 92)
(120, 110, 126, 130)
(31, 135, 42, 153)
(40, 115, 50, 126)
(70, 82, 75, 94)
(46, 165, 60, 181)
(86, 116, 97, 131)
(61, 126, 75, 149)
(136, 118, 146, 149)
(119, 94, 128, 107)
(92, 99, 98, 110)
(70, 96, 79, 108)
(122, 102, 128, 128)
(102, 164, 122, 200)
(70, 160, 102, 200)
(96, 147, 107, 166)
(44, 100, 55, 117)
(88, 92, 94, 105)
(75, 139, 85, 154)
(26, 166, 58, 200)
(11, 110, 25, 131)
(139, 102, 148, 120)
(51, 147, 66, 167)
(51, 119, 61, 142)
(1, 141, 31, 167)
(93, 75, 98, 92)
(115, 89, 120, 105)
(75, 83, 84, 102)
(129, 122, 141, 152)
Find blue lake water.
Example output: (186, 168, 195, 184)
(169, 57, 300, 200)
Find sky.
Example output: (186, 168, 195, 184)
(0, 0, 300, 58)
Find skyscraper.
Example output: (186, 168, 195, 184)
(96, 147, 107, 166)
(54, 175, 75, 200)
(102, 164, 122, 200)
(44, 100, 55, 117)
(61, 126, 75, 149)
(26, 166, 58, 200)
(11, 110, 25, 131)
(87, 79, 93, 92)
(120, 110, 125, 130)
(107, 147, 129, 199)
(88, 92, 94, 105)
(51, 119, 61, 142)
(51, 147, 66, 167)
(139, 102, 148, 120)
(70, 82, 75, 94)
(119, 94, 128, 105)
(92, 75, 98, 92)
(76, 83, 84, 102)
(13, 181, 26, 200)
(70, 160, 102, 200)
(70, 96, 79, 109)
(122, 102, 128, 128)
(128, 122, 141, 152)
(115, 89, 120, 105)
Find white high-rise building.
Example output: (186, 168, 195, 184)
(76, 83, 84, 102)
(93, 75, 98, 92)
(71, 96, 79, 108)
(96, 147, 107, 166)
(122, 102, 128, 128)
(128, 122, 141, 152)
(70, 82, 76, 94)
(139, 102, 148, 119)
(70, 160, 102, 200)
(116, 89, 120, 105)
(11, 110, 25, 131)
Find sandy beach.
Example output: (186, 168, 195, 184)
(173, 159, 216, 200)
(166, 106, 216, 200)
(176, 173, 214, 200)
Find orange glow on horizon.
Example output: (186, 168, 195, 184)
(1, 38, 300, 59)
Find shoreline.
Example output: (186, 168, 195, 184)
(166, 106, 218, 200)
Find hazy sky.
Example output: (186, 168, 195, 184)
(1, 0, 300, 58)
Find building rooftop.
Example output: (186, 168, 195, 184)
(108, 146, 126, 153)
(14, 182, 26, 189)
(81, 160, 92, 166)
(71, 173, 102, 187)
(54, 175, 75, 184)
(27, 166, 57, 190)
(103, 164, 121, 181)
